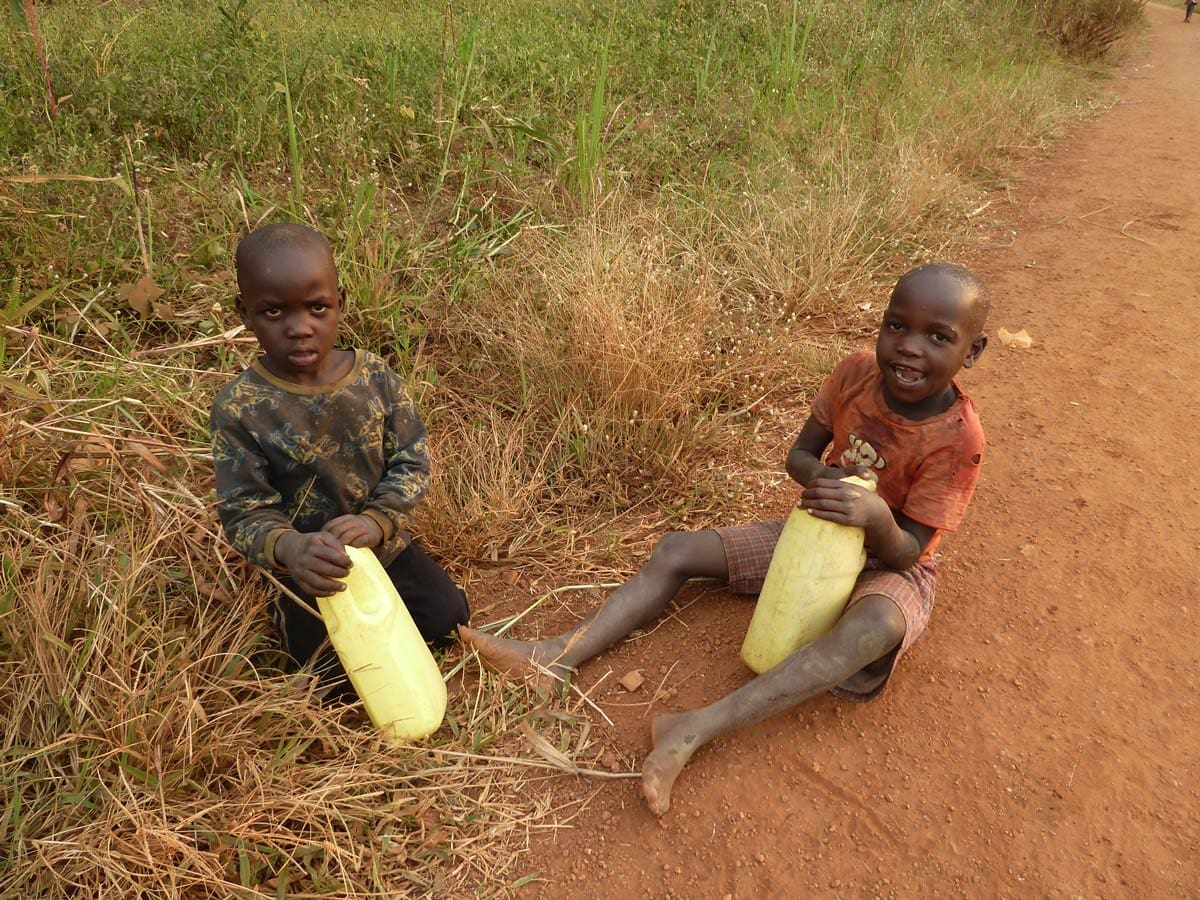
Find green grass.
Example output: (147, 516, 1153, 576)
(1, 0, 1143, 894)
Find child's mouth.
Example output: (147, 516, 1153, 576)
(892, 364, 924, 386)
(289, 349, 319, 366)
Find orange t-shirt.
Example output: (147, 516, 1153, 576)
(810, 350, 985, 559)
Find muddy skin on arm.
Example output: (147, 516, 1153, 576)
(801, 480, 935, 571)
(788, 415, 935, 570)
(785, 416, 844, 486)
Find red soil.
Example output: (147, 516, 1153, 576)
(510, 5, 1199, 895)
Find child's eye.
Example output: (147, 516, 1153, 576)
(263, 308, 282, 319)
(931, 332, 951, 343)
(311, 303, 328, 313)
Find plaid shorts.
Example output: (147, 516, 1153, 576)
(716, 520, 938, 702)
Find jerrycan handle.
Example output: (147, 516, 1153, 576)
(322, 550, 395, 627)
(350, 581, 387, 618)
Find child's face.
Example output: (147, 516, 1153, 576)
(874, 273, 986, 418)
(236, 246, 345, 386)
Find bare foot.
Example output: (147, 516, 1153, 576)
(458, 625, 569, 695)
(641, 711, 706, 816)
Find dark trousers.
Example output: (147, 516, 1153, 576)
(1188, 2, 1196, 21)
(270, 539, 469, 699)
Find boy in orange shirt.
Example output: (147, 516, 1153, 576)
(462, 263, 988, 815)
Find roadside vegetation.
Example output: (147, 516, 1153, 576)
(1, 0, 1143, 895)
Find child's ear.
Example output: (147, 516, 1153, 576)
(961, 333, 988, 369)
(234, 293, 248, 322)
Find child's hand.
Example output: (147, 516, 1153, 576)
(809, 463, 850, 482)
(813, 463, 876, 484)
(323, 514, 385, 549)
(275, 531, 352, 597)
(799, 477, 889, 530)
(839, 464, 878, 483)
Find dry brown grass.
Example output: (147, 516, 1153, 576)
(1039, 0, 1147, 60)
(404, 145, 980, 567)
(415, 199, 756, 564)
(0, 338, 625, 897)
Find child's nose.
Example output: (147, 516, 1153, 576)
(285, 314, 315, 337)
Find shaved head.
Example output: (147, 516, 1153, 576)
(892, 263, 990, 336)
(235, 223, 335, 294)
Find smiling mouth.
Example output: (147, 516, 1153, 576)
(891, 364, 924, 386)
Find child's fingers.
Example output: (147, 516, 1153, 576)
(324, 521, 354, 542)
(323, 515, 380, 548)
(322, 515, 357, 539)
(844, 464, 877, 482)
(295, 558, 350, 593)
(802, 483, 857, 505)
(332, 524, 369, 546)
(804, 505, 854, 524)
(800, 498, 853, 522)
(297, 572, 346, 595)
(306, 535, 352, 568)
(288, 550, 349, 594)
(303, 561, 351, 584)
(801, 482, 874, 526)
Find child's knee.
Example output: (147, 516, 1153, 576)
(422, 589, 471, 647)
(647, 530, 726, 579)
(840, 594, 907, 658)
(649, 532, 691, 573)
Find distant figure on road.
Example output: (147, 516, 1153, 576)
(1187, 0, 1196, 23)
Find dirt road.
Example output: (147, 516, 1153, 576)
(521, 5, 1199, 895)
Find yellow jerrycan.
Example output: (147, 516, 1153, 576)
(740, 475, 876, 674)
(317, 545, 447, 741)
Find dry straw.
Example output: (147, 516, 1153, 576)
(0, 328, 626, 897)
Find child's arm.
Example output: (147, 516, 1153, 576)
(338, 370, 431, 549)
(785, 416, 871, 486)
(212, 404, 355, 595)
(799, 479, 933, 570)
(783, 413, 929, 567)
(787, 415, 932, 568)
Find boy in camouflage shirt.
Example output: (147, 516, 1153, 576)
(211, 223, 468, 695)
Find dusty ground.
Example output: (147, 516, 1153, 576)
(499, 5, 1198, 896)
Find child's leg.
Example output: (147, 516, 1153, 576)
(459, 530, 728, 681)
(384, 540, 470, 647)
(271, 582, 355, 701)
(641, 593, 906, 816)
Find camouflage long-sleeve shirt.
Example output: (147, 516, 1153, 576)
(210, 350, 429, 570)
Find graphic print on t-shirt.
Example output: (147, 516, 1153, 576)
(840, 432, 887, 472)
